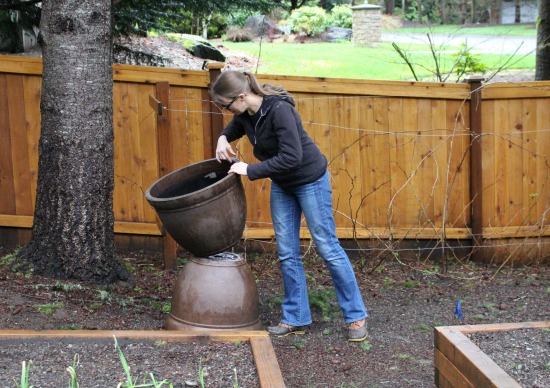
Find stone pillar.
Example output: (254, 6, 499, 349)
(351, 1, 382, 47)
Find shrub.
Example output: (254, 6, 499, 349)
(289, 6, 328, 36)
(225, 26, 253, 42)
(381, 14, 403, 30)
(227, 10, 256, 28)
(329, 4, 352, 28)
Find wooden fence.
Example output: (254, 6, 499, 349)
(1, 55, 549, 264)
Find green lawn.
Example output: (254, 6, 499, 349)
(221, 40, 535, 81)
(392, 23, 537, 36)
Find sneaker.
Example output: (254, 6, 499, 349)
(267, 322, 308, 337)
(347, 319, 368, 342)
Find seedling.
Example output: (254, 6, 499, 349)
(119, 297, 135, 307)
(294, 338, 307, 349)
(113, 336, 173, 387)
(15, 360, 32, 388)
(54, 281, 82, 292)
(267, 295, 283, 309)
(400, 280, 420, 288)
(472, 313, 490, 321)
(66, 354, 79, 388)
(395, 353, 411, 360)
(197, 357, 207, 388)
(360, 340, 372, 352)
(233, 367, 239, 388)
(308, 286, 339, 322)
(382, 277, 395, 289)
(33, 302, 64, 314)
(417, 324, 431, 333)
(97, 290, 111, 303)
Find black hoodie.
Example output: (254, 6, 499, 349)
(221, 95, 327, 190)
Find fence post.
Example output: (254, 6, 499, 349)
(154, 81, 177, 270)
(203, 62, 225, 158)
(466, 76, 485, 261)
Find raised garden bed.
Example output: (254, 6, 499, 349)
(0, 329, 284, 387)
(434, 321, 550, 387)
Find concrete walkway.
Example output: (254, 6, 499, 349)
(382, 33, 537, 55)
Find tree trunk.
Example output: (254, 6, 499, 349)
(536, 0, 550, 80)
(20, 0, 130, 283)
(514, 0, 521, 23)
(439, 0, 447, 24)
(386, 0, 395, 15)
(461, 0, 468, 24)
(489, 0, 502, 24)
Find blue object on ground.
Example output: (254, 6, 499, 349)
(455, 299, 463, 320)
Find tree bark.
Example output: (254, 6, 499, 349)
(386, 0, 395, 15)
(536, 0, 550, 80)
(489, 0, 502, 24)
(514, 0, 521, 23)
(20, 0, 130, 283)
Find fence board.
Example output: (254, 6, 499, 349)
(432, 99, 447, 227)
(507, 99, 524, 226)
(330, 95, 353, 227)
(535, 99, 550, 224)
(0, 75, 16, 215)
(113, 82, 130, 221)
(7, 75, 32, 217)
(494, 100, 510, 228)
(23, 75, 41, 210)
(136, 83, 158, 223)
(401, 98, 419, 231)
(359, 97, 376, 229)
(374, 97, 392, 228)
(388, 98, 405, 230)
(417, 99, 435, 228)
(481, 99, 496, 230)
(446, 100, 469, 228)
(259, 74, 470, 99)
(522, 99, 538, 226)
(126, 82, 145, 222)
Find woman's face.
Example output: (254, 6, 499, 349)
(219, 94, 245, 114)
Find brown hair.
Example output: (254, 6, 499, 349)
(210, 70, 290, 103)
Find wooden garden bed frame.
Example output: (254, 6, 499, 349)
(0, 329, 285, 388)
(434, 321, 550, 387)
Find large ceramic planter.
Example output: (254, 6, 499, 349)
(145, 159, 246, 257)
(164, 254, 261, 331)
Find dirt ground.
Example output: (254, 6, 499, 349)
(0, 245, 549, 387)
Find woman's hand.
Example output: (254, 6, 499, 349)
(229, 162, 248, 176)
(216, 135, 236, 162)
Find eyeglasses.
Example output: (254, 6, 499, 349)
(221, 95, 239, 110)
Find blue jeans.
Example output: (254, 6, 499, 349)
(270, 171, 367, 326)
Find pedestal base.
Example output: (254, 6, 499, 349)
(165, 253, 261, 331)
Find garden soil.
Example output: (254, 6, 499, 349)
(0, 246, 548, 387)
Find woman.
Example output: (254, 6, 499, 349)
(210, 70, 368, 342)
